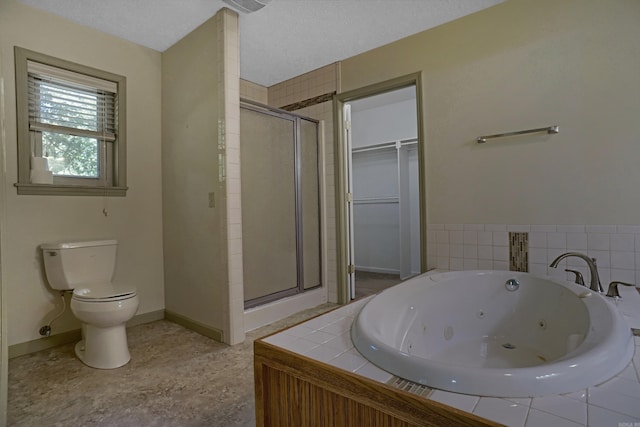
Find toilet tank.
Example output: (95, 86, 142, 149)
(41, 240, 118, 290)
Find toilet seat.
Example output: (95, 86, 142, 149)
(73, 284, 137, 302)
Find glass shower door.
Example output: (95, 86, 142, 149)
(241, 108, 298, 303)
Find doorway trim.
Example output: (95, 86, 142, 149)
(333, 72, 427, 304)
(0, 48, 8, 423)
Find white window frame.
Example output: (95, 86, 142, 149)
(14, 47, 127, 196)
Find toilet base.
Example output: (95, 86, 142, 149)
(75, 323, 131, 369)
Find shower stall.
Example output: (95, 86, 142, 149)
(240, 101, 321, 308)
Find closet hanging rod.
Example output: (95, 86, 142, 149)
(353, 196, 399, 205)
(476, 125, 559, 144)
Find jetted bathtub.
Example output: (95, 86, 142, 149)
(351, 270, 634, 397)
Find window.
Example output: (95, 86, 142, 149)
(14, 47, 127, 196)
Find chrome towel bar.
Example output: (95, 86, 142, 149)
(477, 125, 559, 143)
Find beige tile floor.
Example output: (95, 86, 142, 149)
(8, 303, 338, 427)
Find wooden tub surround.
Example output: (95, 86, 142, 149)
(254, 339, 500, 426)
(255, 282, 640, 425)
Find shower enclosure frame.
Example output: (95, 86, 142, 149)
(240, 99, 323, 309)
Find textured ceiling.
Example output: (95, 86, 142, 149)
(17, 0, 505, 87)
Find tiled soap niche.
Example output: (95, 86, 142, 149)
(427, 224, 640, 286)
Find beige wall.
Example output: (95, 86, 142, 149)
(162, 9, 244, 344)
(162, 16, 225, 334)
(0, 0, 165, 346)
(341, 0, 640, 226)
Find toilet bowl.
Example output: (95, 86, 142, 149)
(41, 240, 139, 369)
(71, 284, 139, 369)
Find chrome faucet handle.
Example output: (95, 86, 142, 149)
(565, 269, 585, 286)
(606, 281, 635, 299)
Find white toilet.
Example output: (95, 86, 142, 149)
(41, 240, 139, 369)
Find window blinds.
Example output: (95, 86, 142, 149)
(27, 60, 117, 142)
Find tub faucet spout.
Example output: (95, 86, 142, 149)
(549, 252, 603, 293)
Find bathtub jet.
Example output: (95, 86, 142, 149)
(351, 270, 633, 398)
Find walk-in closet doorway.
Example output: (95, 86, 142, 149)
(336, 74, 426, 302)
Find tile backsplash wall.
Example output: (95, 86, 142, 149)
(268, 63, 339, 110)
(509, 232, 529, 273)
(239, 78, 268, 104)
(428, 224, 640, 287)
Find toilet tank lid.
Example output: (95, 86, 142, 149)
(40, 240, 118, 250)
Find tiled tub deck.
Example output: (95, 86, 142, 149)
(260, 276, 640, 427)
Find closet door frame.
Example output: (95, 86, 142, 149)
(334, 73, 426, 304)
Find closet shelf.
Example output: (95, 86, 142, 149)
(352, 138, 418, 154)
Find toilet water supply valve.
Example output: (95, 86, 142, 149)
(39, 291, 69, 337)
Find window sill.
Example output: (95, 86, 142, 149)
(15, 183, 128, 196)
